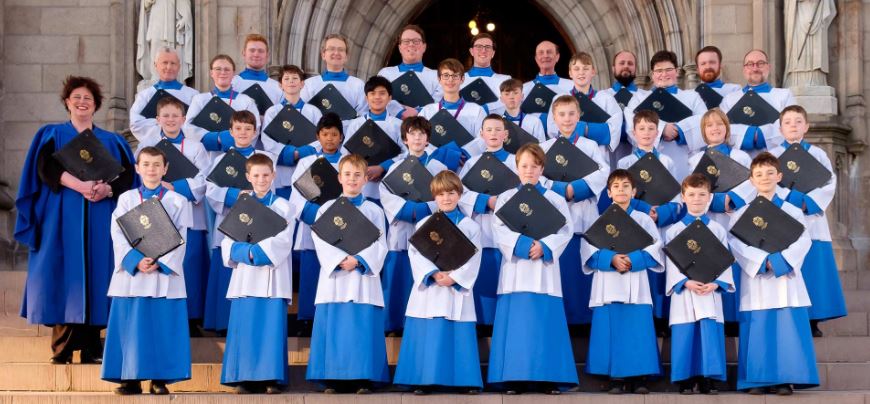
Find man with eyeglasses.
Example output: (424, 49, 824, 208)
(129, 47, 199, 142)
(300, 33, 368, 118)
(692, 45, 741, 110)
(461, 33, 511, 115)
(231, 34, 284, 116)
(600, 50, 650, 167)
(377, 25, 442, 119)
(522, 41, 574, 133)
(719, 49, 797, 156)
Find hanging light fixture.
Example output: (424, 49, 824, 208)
(486, 22, 495, 32)
(468, 20, 477, 29)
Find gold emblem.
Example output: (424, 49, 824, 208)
(435, 125, 446, 136)
(706, 165, 720, 176)
(743, 106, 755, 117)
(752, 216, 768, 230)
(362, 135, 374, 147)
(239, 213, 253, 225)
(321, 99, 332, 109)
(139, 214, 151, 229)
(535, 97, 545, 107)
(400, 84, 410, 95)
(79, 149, 93, 163)
(333, 216, 347, 230)
(687, 239, 701, 254)
(555, 154, 568, 167)
(605, 224, 620, 237)
(519, 202, 533, 216)
(471, 90, 480, 101)
(209, 112, 221, 124)
(282, 120, 294, 131)
(652, 101, 663, 111)
(481, 169, 492, 181)
(786, 160, 799, 172)
(312, 175, 323, 187)
(402, 172, 414, 184)
(639, 169, 652, 183)
(429, 231, 444, 245)
(226, 166, 238, 177)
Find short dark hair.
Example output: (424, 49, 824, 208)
(210, 54, 236, 71)
(438, 58, 465, 75)
(682, 173, 711, 193)
(780, 104, 808, 122)
(231, 110, 256, 127)
(499, 78, 523, 93)
(317, 112, 344, 139)
(137, 146, 167, 164)
(280, 64, 305, 80)
(482, 113, 506, 129)
(400, 116, 431, 142)
(633, 109, 660, 127)
(695, 45, 723, 64)
(470, 32, 495, 49)
(364, 75, 393, 96)
(750, 152, 781, 174)
(650, 50, 678, 69)
(607, 169, 636, 189)
(398, 24, 426, 44)
(156, 96, 186, 115)
(245, 153, 274, 173)
(61, 76, 103, 112)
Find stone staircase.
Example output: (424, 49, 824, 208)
(1, 270, 869, 402)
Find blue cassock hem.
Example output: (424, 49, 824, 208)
(670, 319, 727, 382)
(586, 303, 661, 378)
(737, 307, 820, 390)
(393, 317, 483, 388)
(306, 302, 390, 384)
(221, 298, 289, 385)
(802, 241, 848, 321)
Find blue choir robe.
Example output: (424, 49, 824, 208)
(102, 187, 192, 383)
(377, 64, 442, 118)
(300, 71, 368, 117)
(129, 81, 199, 141)
(261, 99, 323, 196)
(545, 88, 624, 166)
(182, 90, 260, 155)
(232, 70, 284, 108)
(665, 214, 735, 382)
(15, 121, 138, 326)
(462, 67, 511, 115)
(342, 113, 406, 200)
(720, 83, 796, 156)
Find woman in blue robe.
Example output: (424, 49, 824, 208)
(14, 76, 137, 364)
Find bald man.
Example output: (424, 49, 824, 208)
(522, 41, 574, 133)
(129, 47, 199, 141)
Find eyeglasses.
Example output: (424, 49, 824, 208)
(439, 73, 463, 81)
(473, 44, 494, 51)
(69, 95, 94, 103)
(400, 38, 423, 46)
(652, 67, 677, 75)
(211, 67, 233, 73)
(324, 46, 346, 53)
(743, 61, 769, 68)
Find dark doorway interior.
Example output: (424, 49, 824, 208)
(386, 0, 574, 82)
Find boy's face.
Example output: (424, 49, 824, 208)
(280, 72, 304, 95)
(338, 163, 366, 196)
(321, 38, 347, 70)
(156, 105, 185, 136)
(243, 41, 268, 70)
(607, 177, 636, 205)
(780, 111, 809, 144)
(230, 121, 256, 148)
(682, 185, 712, 215)
(634, 118, 658, 149)
(500, 88, 523, 111)
(481, 119, 507, 150)
(136, 153, 168, 185)
(703, 115, 727, 146)
(749, 163, 783, 194)
(403, 128, 429, 154)
(210, 59, 234, 89)
(246, 164, 275, 195)
(516, 152, 544, 185)
(552, 103, 580, 135)
(438, 68, 463, 93)
(366, 86, 391, 113)
(435, 189, 461, 212)
(651, 61, 678, 88)
(317, 127, 342, 153)
(568, 61, 596, 88)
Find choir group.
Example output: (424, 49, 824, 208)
(14, 26, 847, 397)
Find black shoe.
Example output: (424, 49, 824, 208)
(466, 389, 480, 395)
(699, 378, 718, 395)
(149, 381, 169, 395)
(633, 384, 650, 394)
(356, 387, 372, 394)
(265, 384, 283, 394)
(114, 381, 142, 395)
(49, 356, 71, 365)
(724, 322, 740, 337)
(80, 353, 102, 364)
(607, 380, 625, 394)
(775, 384, 793, 395)
(679, 381, 695, 395)
(322, 388, 336, 394)
(747, 387, 765, 395)
(413, 388, 429, 395)
(811, 320, 823, 337)
(505, 390, 519, 395)
(234, 384, 253, 394)
(545, 389, 561, 395)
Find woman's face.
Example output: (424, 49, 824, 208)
(65, 87, 96, 120)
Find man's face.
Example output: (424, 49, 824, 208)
(612, 52, 636, 78)
(470, 38, 495, 67)
(243, 40, 269, 70)
(398, 29, 426, 64)
(696, 51, 721, 83)
(742, 50, 770, 86)
(534, 41, 559, 73)
(154, 52, 180, 82)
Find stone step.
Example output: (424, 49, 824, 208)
(0, 361, 865, 392)
(846, 290, 870, 311)
(1, 335, 868, 365)
(819, 311, 869, 336)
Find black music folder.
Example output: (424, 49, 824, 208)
(583, 204, 654, 254)
(664, 219, 735, 284)
(311, 197, 381, 256)
(521, 83, 557, 114)
(263, 104, 318, 147)
(692, 149, 749, 193)
(391, 71, 434, 108)
(695, 83, 724, 110)
(543, 137, 600, 182)
(725, 90, 779, 126)
(242, 83, 274, 116)
(635, 87, 693, 123)
(503, 119, 539, 154)
(428, 109, 475, 147)
(627, 153, 681, 206)
(293, 157, 341, 205)
(575, 93, 610, 123)
(343, 120, 402, 166)
(53, 129, 125, 182)
(191, 96, 234, 132)
(309, 84, 357, 120)
(614, 87, 633, 109)
(218, 193, 288, 244)
(141, 89, 187, 119)
(495, 183, 566, 240)
(778, 143, 832, 194)
(460, 78, 498, 105)
(154, 139, 199, 183)
(116, 198, 184, 259)
(206, 149, 252, 190)
(382, 156, 434, 202)
(461, 153, 520, 195)
(409, 211, 478, 271)
(730, 196, 804, 253)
